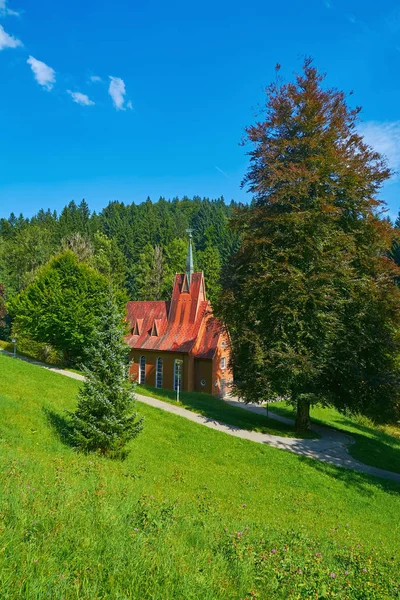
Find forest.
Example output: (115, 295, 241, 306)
(0, 195, 239, 317)
(0, 196, 239, 361)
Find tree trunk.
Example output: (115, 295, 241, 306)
(295, 397, 311, 432)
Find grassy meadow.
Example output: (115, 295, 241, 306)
(1, 353, 400, 599)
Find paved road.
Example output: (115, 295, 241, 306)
(2, 349, 400, 484)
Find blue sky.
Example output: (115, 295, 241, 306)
(1, 0, 400, 219)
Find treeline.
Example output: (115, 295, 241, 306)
(0, 195, 240, 313)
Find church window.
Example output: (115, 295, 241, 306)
(139, 355, 146, 384)
(220, 357, 226, 370)
(156, 358, 163, 388)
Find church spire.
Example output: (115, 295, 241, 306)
(186, 228, 194, 286)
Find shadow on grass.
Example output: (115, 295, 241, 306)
(43, 407, 131, 460)
(137, 385, 317, 439)
(270, 404, 400, 474)
(43, 407, 76, 448)
(296, 453, 400, 495)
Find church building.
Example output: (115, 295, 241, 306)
(126, 234, 232, 396)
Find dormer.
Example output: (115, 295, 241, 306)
(132, 318, 143, 336)
(150, 318, 163, 336)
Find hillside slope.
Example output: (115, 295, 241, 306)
(0, 353, 399, 599)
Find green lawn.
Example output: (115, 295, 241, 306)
(269, 401, 400, 475)
(1, 354, 400, 599)
(137, 384, 317, 438)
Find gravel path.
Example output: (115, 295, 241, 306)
(2, 349, 400, 484)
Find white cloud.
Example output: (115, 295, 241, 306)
(127, 100, 133, 110)
(89, 75, 102, 83)
(0, 24, 22, 49)
(27, 55, 55, 90)
(108, 76, 127, 110)
(67, 90, 95, 106)
(0, 0, 20, 16)
(358, 121, 400, 174)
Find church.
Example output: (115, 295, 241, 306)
(126, 234, 232, 396)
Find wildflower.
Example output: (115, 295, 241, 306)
(34, 559, 38, 563)
(362, 568, 367, 573)
(242, 503, 247, 508)
(298, 569, 303, 574)
(315, 553, 322, 558)
(245, 526, 249, 530)
(134, 528, 139, 532)
(271, 549, 277, 554)
(345, 524, 349, 527)
(344, 571, 349, 575)
(330, 573, 336, 578)
(237, 532, 243, 537)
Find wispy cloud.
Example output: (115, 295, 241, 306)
(89, 75, 102, 83)
(67, 90, 95, 106)
(215, 166, 230, 179)
(108, 76, 127, 110)
(27, 55, 55, 91)
(358, 120, 400, 176)
(127, 100, 133, 110)
(0, 0, 19, 17)
(324, 0, 332, 8)
(0, 24, 22, 49)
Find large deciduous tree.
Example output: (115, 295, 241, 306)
(219, 59, 400, 431)
(9, 251, 110, 365)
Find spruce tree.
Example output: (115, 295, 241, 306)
(68, 297, 143, 456)
(219, 59, 400, 431)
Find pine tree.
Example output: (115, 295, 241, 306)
(219, 59, 400, 431)
(68, 297, 143, 457)
(197, 243, 222, 307)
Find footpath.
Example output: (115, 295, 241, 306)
(2, 349, 400, 484)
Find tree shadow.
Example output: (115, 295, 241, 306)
(138, 385, 317, 439)
(294, 453, 400, 496)
(43, 407, 131, 460)
(43, 407, 76, 448)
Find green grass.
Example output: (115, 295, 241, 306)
(136, 384, 317, 439)
(269, 402, 400, 475)
(1, 354, 400, 599)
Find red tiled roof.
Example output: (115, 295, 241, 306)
(126, 272, 221, 358)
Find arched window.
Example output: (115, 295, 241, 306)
(139, 355, 146, 384)
(156, 357, 163, 388)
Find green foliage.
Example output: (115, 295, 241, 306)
(197, 242, 222, 307)
(219, 59, 400, 430)
(0, 282, 5, 328)
(9, 251, 110, 365)
(0, 354, 399, 599)
(131, 243, 166, 300)
(0, 196, 238, 303)
(68, 298, 143, 456)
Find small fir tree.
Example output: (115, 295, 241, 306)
(68, 297, 143, 456)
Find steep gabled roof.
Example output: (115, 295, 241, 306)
(126, 271, 221, 358)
